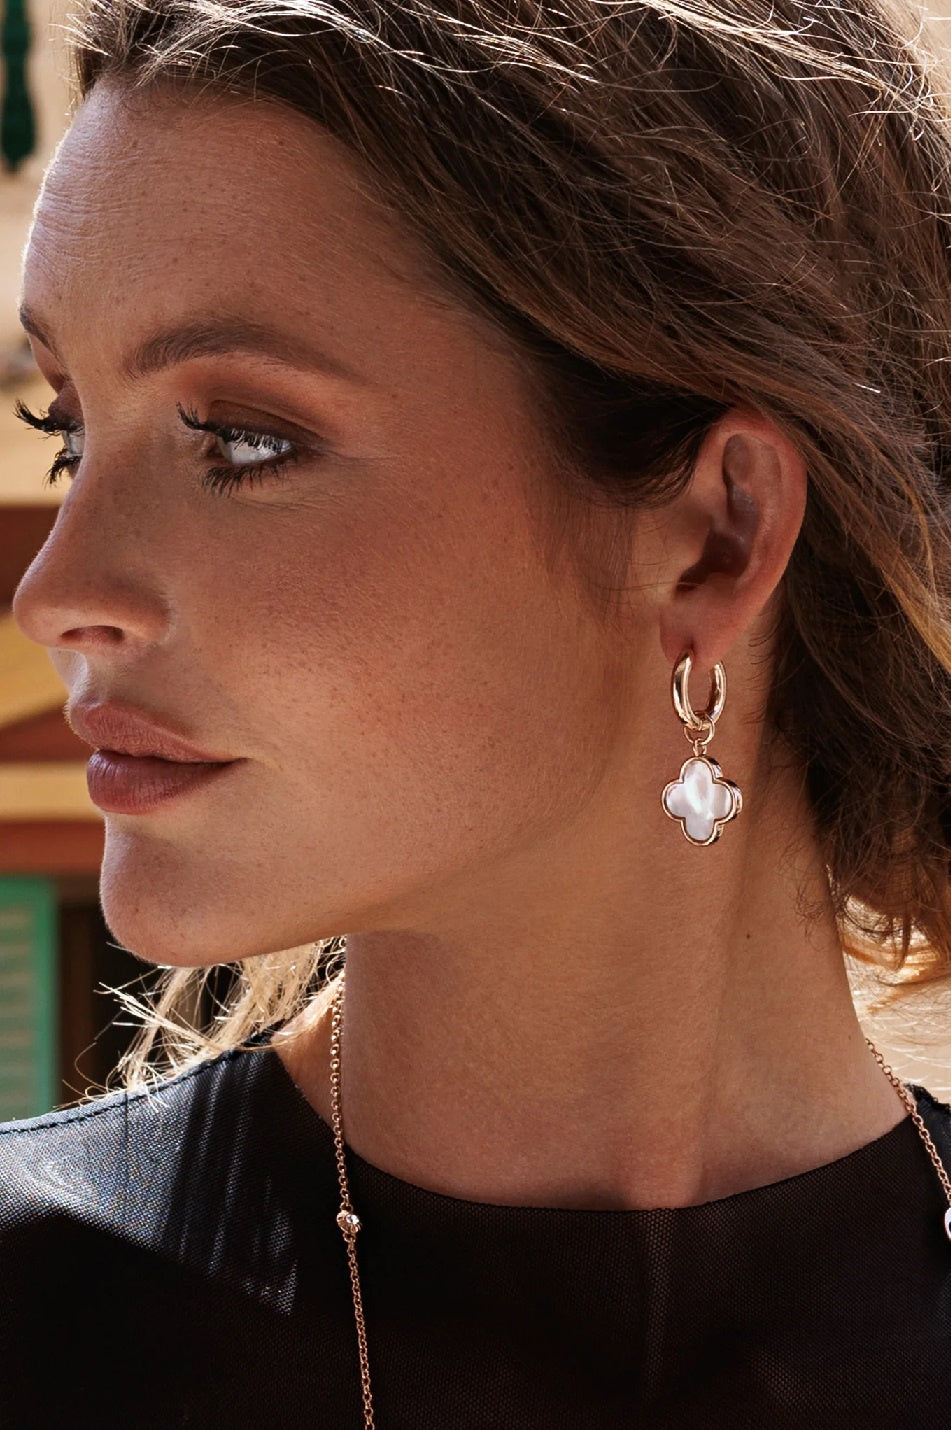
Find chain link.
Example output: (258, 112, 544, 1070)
(865, 1037, 951, 1207)
(330, 970, 376, 1429)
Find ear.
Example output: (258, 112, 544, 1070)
(655, 409, 807, 669)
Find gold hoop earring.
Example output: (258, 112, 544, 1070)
(661, 652, 743, 846)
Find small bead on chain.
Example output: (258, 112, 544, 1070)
(330, 969, 376, 1428)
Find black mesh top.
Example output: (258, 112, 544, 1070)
(1, 1042, 950, 1429)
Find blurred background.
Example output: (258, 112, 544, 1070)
(1, 1, 951, 1117)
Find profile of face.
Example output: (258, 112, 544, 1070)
(12, 83, 666, 966)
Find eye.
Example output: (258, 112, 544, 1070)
(214, 429, 294, 467)
(62, 427, 85, 460)
(177, 404, 305, 494)
(13, 400, 85, 486)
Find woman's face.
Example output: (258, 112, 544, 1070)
(13, 84, 655, 965)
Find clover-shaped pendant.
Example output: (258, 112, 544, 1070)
(662, 755, 742, 846)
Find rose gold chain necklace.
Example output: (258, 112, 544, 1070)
(328, 969, 951, 1430)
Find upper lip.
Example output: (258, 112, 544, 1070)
(67, 701, 236, 764)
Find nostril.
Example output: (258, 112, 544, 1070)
(60, 623, 126, 647)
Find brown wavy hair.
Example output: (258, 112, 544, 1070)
(67, 0, 951, 1080)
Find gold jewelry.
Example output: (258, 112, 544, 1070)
(329, 971, 951, 1430)
(865, 1039, 951, 1240)
(330, 968, 376, 1428)
(662, 651, 743, 845)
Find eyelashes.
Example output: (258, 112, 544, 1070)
(12, 400, 306, 495)
(13, 399, 84, 487)
(176, 405, 302, 494)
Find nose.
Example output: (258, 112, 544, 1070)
(11, 473, 171, 658)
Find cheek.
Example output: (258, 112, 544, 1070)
(190, 473, 612, 848)
(99, 443, 626, 966)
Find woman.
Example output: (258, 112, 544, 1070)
(1, 0, 950, 1423)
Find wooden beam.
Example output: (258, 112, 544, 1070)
(0, 706, 85, 761)
(0, 763, 98, 820)
(0, 821, 104, 875)
(0, 612, 67, 728)
(0, 507, 56, 604)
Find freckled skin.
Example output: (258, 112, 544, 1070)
(13, 83, 648, 966)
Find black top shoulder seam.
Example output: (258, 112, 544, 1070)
(0, 1045, 254, 1138)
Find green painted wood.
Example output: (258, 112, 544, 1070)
(0, 876, 56, 1118)
(0, 0, 36, 172)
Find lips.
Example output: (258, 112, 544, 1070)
(66, 701, 241, 815)
(67, 701, 234, 764)
(86, 749, 237, 815)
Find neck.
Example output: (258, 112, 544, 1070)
(278, 757, 905, 1210)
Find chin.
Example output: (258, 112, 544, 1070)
(97, 823, 351, 967)
(97, 827, 285, 968)
(99, 891, 251, 969)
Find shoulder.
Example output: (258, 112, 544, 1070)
(0, 1043, 268, 1243)
(0, 1043, 330, 1423)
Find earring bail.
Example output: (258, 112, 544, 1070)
(671, 652, 726, 734)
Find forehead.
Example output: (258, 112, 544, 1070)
(22, 81, 447, 371)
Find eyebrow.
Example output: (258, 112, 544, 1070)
(18, 306, 363, 385)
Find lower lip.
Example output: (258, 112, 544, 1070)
(86, 750, 239, 815)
